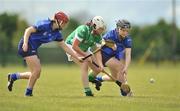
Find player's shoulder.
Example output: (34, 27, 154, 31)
(35, 18, 51, 25)
(33, 18, 52, 30)
(125, 35, 132, 40)
(76, 25, 89, 34)
(103, 29, 116, 39)
(124, 35, 132, 45)
(106, 28, 116, 35)
(77, 25, 88, 30)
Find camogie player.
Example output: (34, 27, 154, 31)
(7, 11, 81, 96)
(65, 16, 106, 96)
(89, 19, 133, 96)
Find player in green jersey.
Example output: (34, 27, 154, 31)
(65, 16, 106, 96)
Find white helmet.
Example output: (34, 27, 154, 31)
(92, 16, 106, 29)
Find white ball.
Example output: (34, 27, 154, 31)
(150, 78, 155, 83)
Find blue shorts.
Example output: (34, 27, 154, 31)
(101, 50, 114, 66)
(18, 39, 38, 58)
(101, 50, 125, 66)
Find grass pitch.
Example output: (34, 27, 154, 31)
(0, 63, 180, 111)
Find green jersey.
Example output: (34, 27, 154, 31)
(65, 25, 102, 52)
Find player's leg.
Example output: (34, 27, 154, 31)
(97, 57, 125, 82)
(117, 59, 133, 96)
(98, 57, 131, 96)
(92, 51, 112, 82)
(87, 56, 103, 91)
(8, 72, 31, 81)
(70, 57, 94, 96)
(80, 62, 94, 96)
(87, 52, 115, 91)
(107, 58, 132, 96)
(65, 43, 94, 96)
(108, 58, 126, 83)
(7, 72, 31, 91)
(24, 55, 41, 96)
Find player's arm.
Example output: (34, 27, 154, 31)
(122, 36, 132, 74)
(22, 26, 37, 52)
(72, 39, 87, 56)
(94, 44, 103, 68)
(58, 40, 81, 61)
(124, 48, 131, 73)
(72, 25, 90, 57)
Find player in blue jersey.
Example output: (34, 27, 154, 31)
(88, 19, 133, 96)
(7, 11, 81, 96)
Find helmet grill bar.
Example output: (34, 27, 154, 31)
(55, 16, 61, 30)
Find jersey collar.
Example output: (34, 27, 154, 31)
(115, 28, 124, 42)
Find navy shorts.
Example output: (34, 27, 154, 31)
(101, 50, 114, 66)
(101, 50, 125, 66)
(18, 39, 38, 58)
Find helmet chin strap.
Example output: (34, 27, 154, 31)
(91, 24, 99, 35)
(92, 25, 104, 35)
(56, 20, 62, 30)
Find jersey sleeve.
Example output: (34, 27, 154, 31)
(102, 31, 116, 48)
(74, 25, 87, 42)
(103, 31, 112, 41)
(54, 32, 63, 42)
(33, 20, 50, 32)
(124, 37, 132, 48)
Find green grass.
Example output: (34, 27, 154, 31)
(0, 63, 180, 111)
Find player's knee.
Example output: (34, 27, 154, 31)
(120, 64, 125, 69)
(33, 68, 41, 79)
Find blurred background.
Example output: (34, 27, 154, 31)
(0, 0, 180, 67)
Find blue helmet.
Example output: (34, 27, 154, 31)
(116, 19, 131, 29)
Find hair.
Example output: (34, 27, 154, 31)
(85, 20, 97, 29)
(85, 20, 92, 26)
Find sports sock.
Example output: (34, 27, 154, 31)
(96, 76, 103, 82)
(11, 73, 20, 81)
(25, 88, 33, 96)
(88, 71, 96, 82)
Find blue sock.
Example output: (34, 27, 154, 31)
(25, 88, 33, 96)
(11, 73, 20, 81)
(96, 76, 103, 82)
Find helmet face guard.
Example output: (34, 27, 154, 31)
(92, 16, 106, 30)
(55, 16, 62, 30)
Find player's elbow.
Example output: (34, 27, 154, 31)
(25, 26, 36, 33)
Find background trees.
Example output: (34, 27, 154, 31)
(0, 13, 179, 67)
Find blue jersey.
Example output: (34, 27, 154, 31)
(101, 29, 132, 60)
(21, 18, 63, 49)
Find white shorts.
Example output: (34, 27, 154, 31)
(65, 43, 92, 61)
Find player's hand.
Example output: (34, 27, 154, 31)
(84, 55, 92, 63)
(22, 43, 28, 52)
(112, 44, 117, 50)
(78, 57, 84, 63)
(87, 57, 93, 63)
(98, 65, 104, 72)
